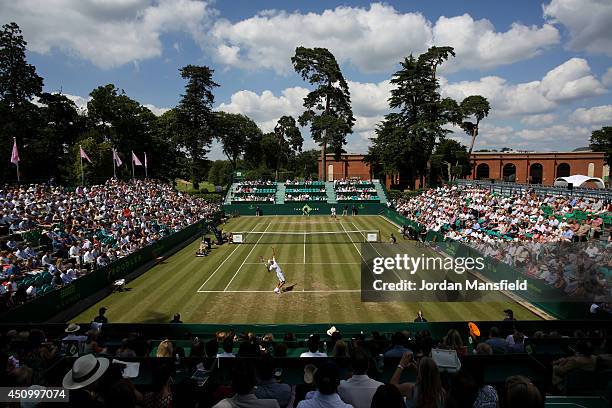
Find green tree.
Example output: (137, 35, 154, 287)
(213, 111, 262, 171)
(152, 108, 184, 181)
(273, 115, 302, 180)
(0, 22, 44, 182)
(289, 149, 320, 179)
(291, 47, 354, 181)
(0, 22, 43, 108)
(85, 84, 161, 180)
(34, 92, 85, 182)
(207, 160, 233, 187)
(368, 47, 460, 189)
(430, 139, 470, 183)
(175, 65, 219, 188)
(460, 95, 491, 157)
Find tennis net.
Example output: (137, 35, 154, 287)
(232, 230, 380, 244)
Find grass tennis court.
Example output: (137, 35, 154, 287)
(75, 215, 543, 324)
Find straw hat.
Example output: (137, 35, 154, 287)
(65, 323, 80, 333)
(62, 354, 110, 390)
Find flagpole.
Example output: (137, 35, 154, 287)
(14, 137, 20, 184)
(79, 145, 84, 186)
(112, 149, 116, 179)
(144, 152, 148, 178)
(131, 151, 135, 179)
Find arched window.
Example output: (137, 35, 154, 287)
(556, 163, 570, 178)
(502, 163, 516, 182)
(530, 163, 543, 184)
(476, 163, 490, 180)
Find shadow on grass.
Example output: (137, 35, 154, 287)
(139, 310, 171, 324)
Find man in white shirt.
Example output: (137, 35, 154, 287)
(69, 244, 80, 264)
(338, 349, 383, 408)
(41, 251, 54, 266)
(300, 335, 327, 358)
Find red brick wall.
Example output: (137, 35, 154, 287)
(469, 152, 605, 185)
(318, 154, 372, 181)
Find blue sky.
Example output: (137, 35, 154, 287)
(2, 0, 611, 159)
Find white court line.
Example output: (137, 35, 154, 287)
(378, 214, 400, 229)
(223, 221, 272, 291)
(243, 262, 360, 265)
(197, 244, 242, 292)
(197, 218, 264, 292)
(351, 220, 404, 282)
(303, 234, 306, 264)
(338, 221, 366, 261)
(199, 289, 360, 293)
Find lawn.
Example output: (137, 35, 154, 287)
(74, 215, 542, 324)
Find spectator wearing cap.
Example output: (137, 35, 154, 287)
(62, 353, 110, 406)
(62, 323, 88, 355)
(300, 335, 327, 358)
(297, 362, 352, 408)
(337, 349, 383, 408)
(213, 360, 279, 408)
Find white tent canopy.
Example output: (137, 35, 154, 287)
(553, 175, 606, 189)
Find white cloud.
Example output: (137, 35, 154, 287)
(515, 125, 590, 145)
(570, 105, 612, 125)
(432, 14, 559, 72)
(0, 0, 214, 69)
(209, 3, 559, 74)
(543, 0, 612, 56)
(216, 87, 308, 132)
(521, 113, 557, 126)
(441, 58, 606, 117)
(143, 104, 170, 116)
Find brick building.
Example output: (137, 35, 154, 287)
(317, 153, 372, 181)
(469, 151, 608, 186)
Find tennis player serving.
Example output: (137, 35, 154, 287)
(260, 247, 286, 294)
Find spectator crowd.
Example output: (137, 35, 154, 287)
(1, 318, 587, 407)
(393, 185, 611, 243)
(0, 179, 221, 310)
